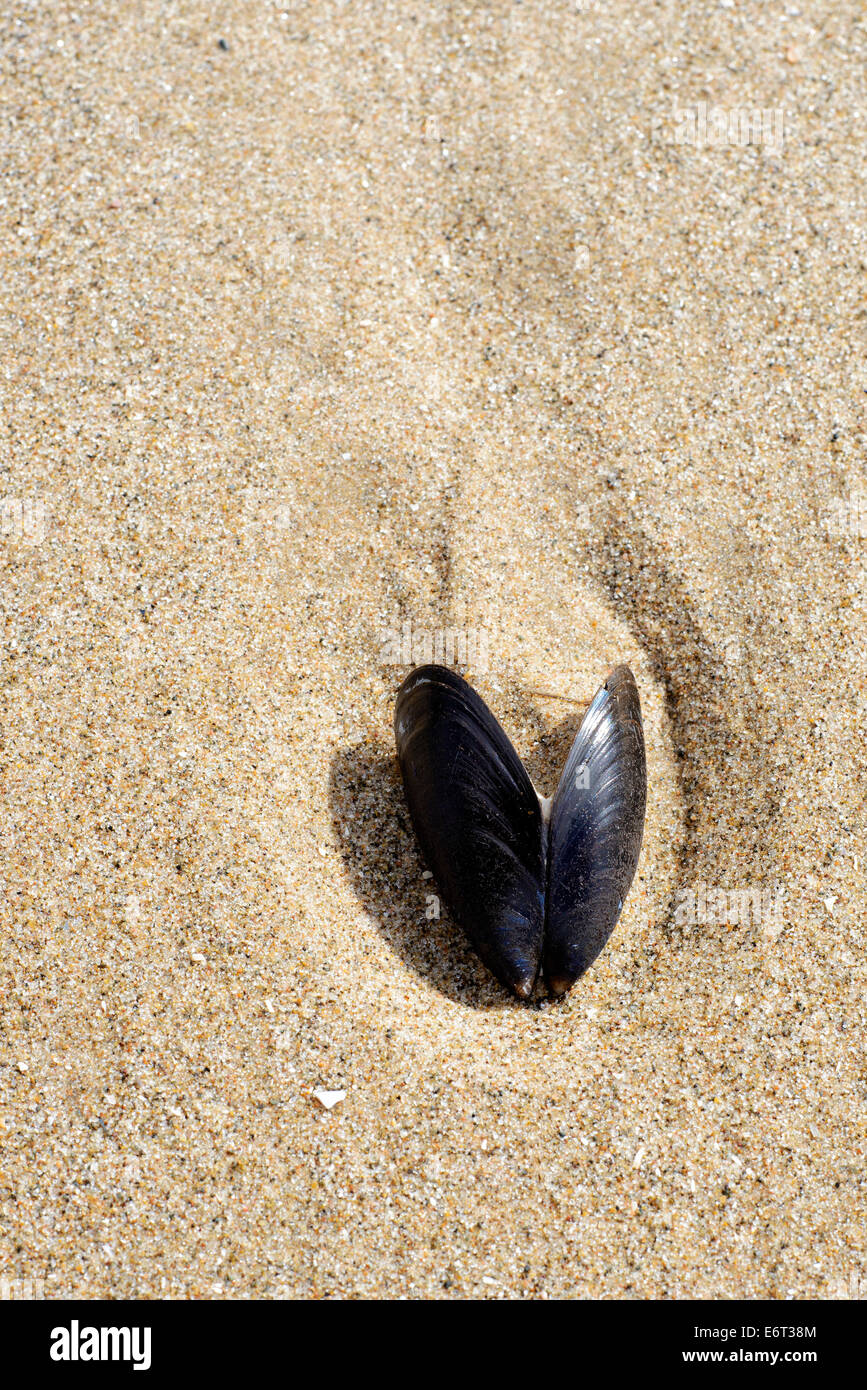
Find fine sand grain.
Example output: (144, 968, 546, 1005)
(0, 1, 865, 1298)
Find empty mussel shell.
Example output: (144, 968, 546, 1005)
(393, 664, 646, 1000)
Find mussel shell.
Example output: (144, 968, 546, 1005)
(393, 662, 646, 1000)
(394, 665, 545, 997)
(545, 665, 647, 995)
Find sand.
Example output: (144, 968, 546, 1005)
(0, 0, 864, 1298)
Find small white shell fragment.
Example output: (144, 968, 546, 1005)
(632, 1146, 646, 1169)
(313, 1088, 346, 1110)
(190, 950, 206, 963)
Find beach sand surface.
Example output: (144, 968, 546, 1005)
(0, 1, 865, 1297)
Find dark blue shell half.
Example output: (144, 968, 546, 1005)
(544, 664, 647, 996)
(394, 666, 545, 997)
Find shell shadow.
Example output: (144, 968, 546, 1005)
(328, 716, 584, 1009)
(587, 503, 784, 945)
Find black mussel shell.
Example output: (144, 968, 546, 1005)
(393, 663, 647, 1000)
(544, 664, 647, 996)
(394, 665, 544, 997)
